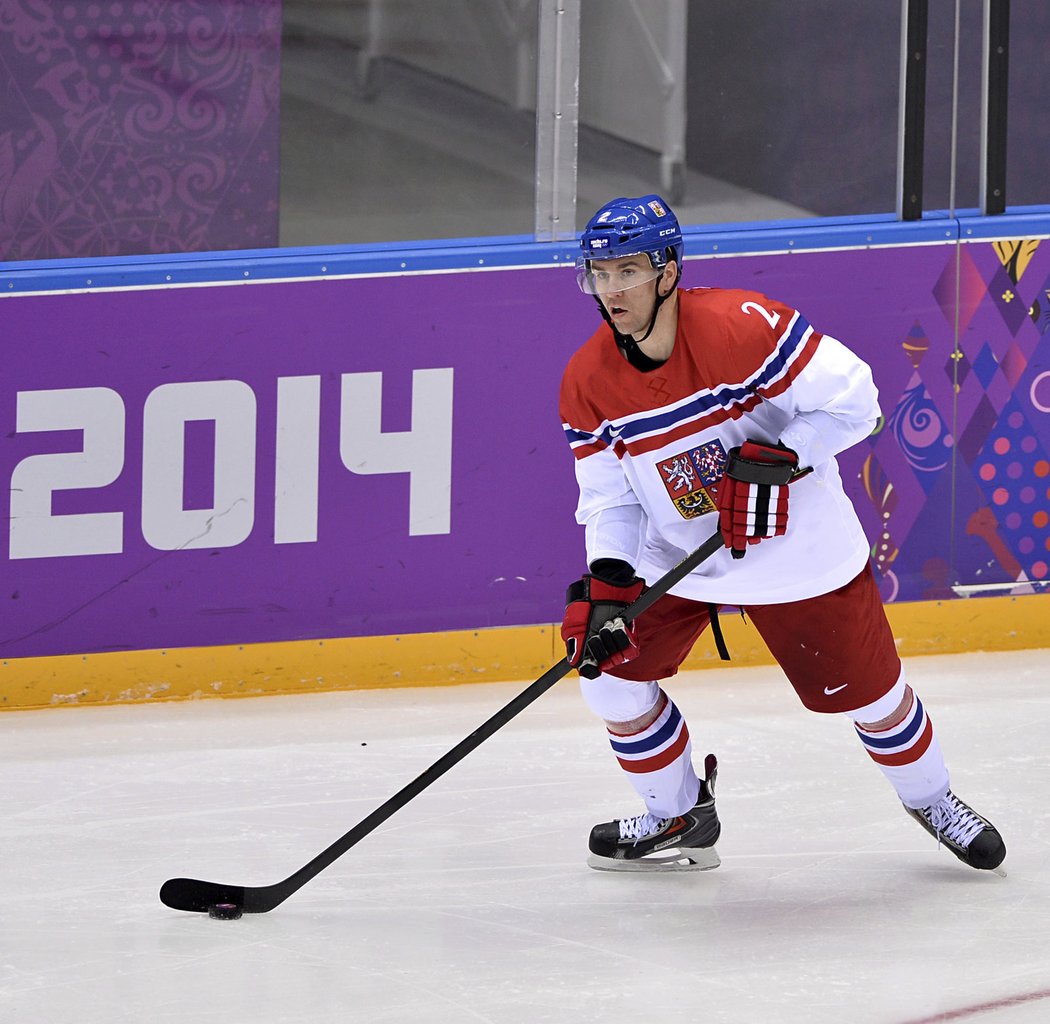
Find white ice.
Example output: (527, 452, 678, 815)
(3, 648, 1049, 1024)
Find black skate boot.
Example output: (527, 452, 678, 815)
(587, 753, 721, 872)
(904, 790, 1006, 872)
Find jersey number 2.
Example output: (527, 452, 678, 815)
(741, 301, 781, 330)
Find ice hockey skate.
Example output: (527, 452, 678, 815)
(904, 789, 1006, 873)
(587, 753, 721, 872)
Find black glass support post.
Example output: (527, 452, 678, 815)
(897, 0, 929, 221)
(982, 0, 1010, 215)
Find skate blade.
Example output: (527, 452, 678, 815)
(587, 846, 721, 873)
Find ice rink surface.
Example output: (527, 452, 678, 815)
(3, 647, 1048, 1024)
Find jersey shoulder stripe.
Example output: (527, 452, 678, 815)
(561, 304, 821, 460)
(619, 311, 814, 444)
(751, 311, 821, 400)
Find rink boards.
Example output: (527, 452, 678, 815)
(1, 591, 1047, 709)
(2, 212, 1049, 708)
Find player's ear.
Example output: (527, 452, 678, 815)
(658, 259, 678, 295)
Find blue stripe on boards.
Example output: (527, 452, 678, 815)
(608, 702, 681, 755)
(855, 697, 925, 750)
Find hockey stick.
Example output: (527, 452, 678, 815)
(160, 529, 725, 915)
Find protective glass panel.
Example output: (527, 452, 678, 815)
(280, 0, 539, 247)
(0, 0, 541, 261)
(2, 0, 1046, 263)
(676, 0, 902, 224)
(1003, 0, 1049, 208)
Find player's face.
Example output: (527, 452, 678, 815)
(586, 256, 667, 333)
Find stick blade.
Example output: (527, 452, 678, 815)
(160, 877, 248, 914)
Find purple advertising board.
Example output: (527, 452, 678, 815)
(2, 233, 1049, 660)
(1, 267, 588, 658)
(693, 240, 1050, 604)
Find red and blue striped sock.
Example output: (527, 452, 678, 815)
(853, 686, 949, 808)
(607, 691, 699, 818)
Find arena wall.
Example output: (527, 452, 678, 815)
(2, 212, 1049, 709)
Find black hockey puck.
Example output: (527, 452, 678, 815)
(208, 902, 243, 920)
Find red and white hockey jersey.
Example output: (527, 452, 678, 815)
(559, 287, 879, 605)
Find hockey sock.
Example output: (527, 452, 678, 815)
(849, 679, 950, 809)
(606, 690, 699, 819)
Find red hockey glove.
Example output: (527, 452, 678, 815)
(561, 566, 645, 679)
(716, 440, 805, 559)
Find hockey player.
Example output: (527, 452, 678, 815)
(559, 194, 1006, 873)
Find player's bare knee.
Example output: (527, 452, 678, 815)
(856, 687, 913, 731)
(847, 673, 912, 730)
(605, 702, 663, 734)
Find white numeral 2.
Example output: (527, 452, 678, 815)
(741, 301, 781, 331)
(10, 387, 126, 559)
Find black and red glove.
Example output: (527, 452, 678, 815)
(561, 561, 645, 679)
(716, 440, 806, 559)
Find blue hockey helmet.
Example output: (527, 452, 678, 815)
(578, 194, 684, 273)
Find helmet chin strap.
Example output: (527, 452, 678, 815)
(595, 265, 681, 367)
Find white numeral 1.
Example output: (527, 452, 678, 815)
(274, 376, 321, 544)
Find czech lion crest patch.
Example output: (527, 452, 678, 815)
(657, 440, 728, 519)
